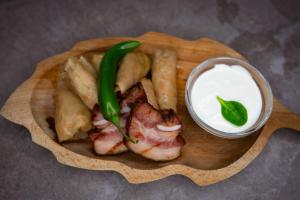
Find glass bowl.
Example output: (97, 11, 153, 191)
(185, 57, 273, 139)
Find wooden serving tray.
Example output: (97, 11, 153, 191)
(1, 32, 300, 186)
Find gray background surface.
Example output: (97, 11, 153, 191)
(0, 0, 300, 199)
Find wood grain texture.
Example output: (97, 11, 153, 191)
(1, 32, 299, 186)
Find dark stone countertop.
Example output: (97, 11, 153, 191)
(0, 0, 299, 199)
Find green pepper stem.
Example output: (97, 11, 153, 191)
(111, 115, 138, 144)
(118, 127, 138, 144)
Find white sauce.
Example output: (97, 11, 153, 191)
(191, 64, 262, 133)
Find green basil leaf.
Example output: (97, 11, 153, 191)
(216, 96, 248, 126)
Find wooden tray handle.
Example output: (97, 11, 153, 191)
(271, 99, 300, 132)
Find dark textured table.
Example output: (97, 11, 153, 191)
(1, 0, 299, 199)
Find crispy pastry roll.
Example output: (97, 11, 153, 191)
(115, 52, 151, 94)
(151, 49, 177, 112)
(65, 57, 98, 109)
(85, 53, 104, 72)
(140, 78, 159, 109)
(78, 56, 97, 77)
(55, 72, 92, 142)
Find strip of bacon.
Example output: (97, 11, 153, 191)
(89, 127, 127, 155)
(120, 83, 147, 116)
(90, 84, 147, 155)
(92, 105, 110, 129)
(126, 103, 185, 161)
(90, 105, 128, 155)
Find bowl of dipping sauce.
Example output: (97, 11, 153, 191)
(185, 57, 273, 139)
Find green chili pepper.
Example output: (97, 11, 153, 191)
(98, 41, 141, 143)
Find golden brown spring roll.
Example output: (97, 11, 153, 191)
(85, 53, 104, 72)
(151, 49, 177, 112)
(78, 56, 97, 77)
(140, 78, 159, 109)
(116, 52, 151, 94)
(55, 72, 92, 142)
(65, 57, 98, 110)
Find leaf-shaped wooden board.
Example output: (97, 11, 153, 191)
(1, 32, 300, 186)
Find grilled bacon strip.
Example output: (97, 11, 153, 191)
(89, 126, 128, 155)
(90, 105, 128, 155)
(90, 83, 185, 159)
(120, 83, 147, 116)
(90, 84, 147, 155)
(126, 103, 185, 161)
(91, 105, 110, 129)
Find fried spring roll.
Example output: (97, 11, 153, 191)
(65, 57, 98, 109)
(152, 49, 177, 112)
(78, 56, 97, 77)
(140, 78, 159, 109)
(116, 52, 151, 94)
(84, 53, 104, 72)
(55, 72, 92, 142)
